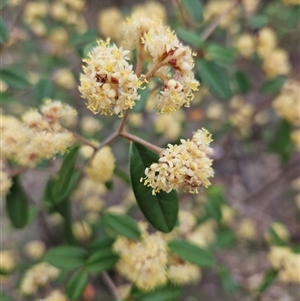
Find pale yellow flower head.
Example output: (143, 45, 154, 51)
(237, 218, 257, 241)
(242, 0, 260, 13)
(133, 1, 167, 23)
(85, 145, 115, 183)
(53, 68, 76, 90)
(80, 116, 103, 135)
(291, 129, 300, 150)
(114, 232, 168, 291)
(73, 221, 92, 242)
(0, 250, 17, 273)
(236, 34, 256, 58)
(79, 40, 141, 116)
(24, 240, 46, 260)
(265, 222, 290, 244)
(0, 169, 12, 197)
(98, 7, 124, 42)
(144, 128, 214, 194)
(256, 27, 277, 58)
(282, 0, 300, 5)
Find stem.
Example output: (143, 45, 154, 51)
(9, 0, 29, 31)
(102, 272, 121, 300)
(201, 0, 241, 41)
(120, 131, 163, 154)
(71, 132, 97, 150)
(8, 166, 28, 177)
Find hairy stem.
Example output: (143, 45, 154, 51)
(120, 131, 163, 153)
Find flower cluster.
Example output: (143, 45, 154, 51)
(273, 79, 300, 125)
(123, 16, 199, 113)
(37, 290, 68, 301)
(113, 222, 201, 291)
(268, 246, 300, 283)
(1, 99, 76, 169)
(143, 128, 214, 194)
(19, 262, 60, 295)
(79, 39, 141, 116)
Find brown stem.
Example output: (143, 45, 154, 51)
(9, 0, 29, 31)
(8, 166, 28, 177)
(136, 39, 144, 77)
(201, 0, 241, 41)
(102, 272, 121, 300)
(120, 131, 163, 154)
(71, 132, 97, 150)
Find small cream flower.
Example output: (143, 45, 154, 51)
(236, 34, 256, 58)
(24, 240, 46, 260)
(143, 128, 214, 194)
(79, 39, 141, 116)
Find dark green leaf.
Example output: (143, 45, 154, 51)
(0, 67, 31, 89)
(34, 78, 54, 101)
(197, 59, 232, 99)
(259, 76, 287, 95)
(88, 236, 115, 253)
(130, 142, 179, 233)
(0, 18, 9, 44)
(104, 212, 141, 240)
(86, 248, 118, 274)
(176, 28, 204, 47)
(182, 0, 203, 22)
(0, 91, 14, 104)
(66, 269, 88, 300)
(52, 146, 80, 203)
(132, 84, 149, 113)
(206, 44, 236, 64)
(131, 284, 181, 301)
(44, 246, 88, 270)
(168, 239, 214, 267)
(248, 14, 269, 29)
(232, 71, 251, 95)
(269, 119, 293, 164)
(268, 225, 286, 246)
(212, 229, 236, 249)
(6, 176, 29, 229)
(219, 266, 239, 295)
(205, 197, 222, 222)
(258, 269, 278, 293)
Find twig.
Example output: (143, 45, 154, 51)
(71, 132, 97, 150)
(9, 0, 28, 31)
(102, 272, 121, 300)
(201, 0, 241, 41)
(120, 131, 163, 154)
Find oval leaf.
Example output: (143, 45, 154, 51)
(259, 76, 287, 95)
(104, 212, 141, 240)
(52, 145, 80, 203)
(0, 18, 9, 44)
(86, 248, 118, 274)
(6, 176, 29, 229)
(44, 246, 88, 270)
(168, 239, 214, 267)
(258, 269, 278, 293)
(232, 71, 251, 95)
(176, 28, 204, 47)
(197, 59, 232, 99)
(206, 44, 236, 64)
(34, 78, 54, 102)
(182, 0, 203, 22)
(130, 142, 179, 233)
(66, 269, 88, 300)
(0, 67, 30, 89)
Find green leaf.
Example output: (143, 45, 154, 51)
(44, 246, 88, 270)
(206, 44, 236, 64)
(88, 236, 115, 253)
(269, 119, 293, 164)
(176, 28, 204, 47)
(168, 239, 214, 267)
(218, 266, 239, 295)
(52, 146, 80, 203)
(182, 0, 203, 22)
(132, 84, 149, 113)
(86, 248, 118, 274)
(130, 142, 179, 233)
(0, 67, 31, 89)
(34, 78, 54, 101)
(248, 14, 269, 29)
(0, 91, 14, 104)
(131, 284, 181, 301)
(6, 176, 29, 229)
(104, 212, 141, 240)
(268, 225, 286, 246)
(259, 76, 287, 95)
(232, 71, 251, 95)
(258, 269, 278, 293)
(0, 292, 12, 301)
(66, 269, 88, 300)
(197, 59, 232, 99)
(0, 18, 9, 44)
(205, 197, 222, 222)
(212, 229, 236, 249)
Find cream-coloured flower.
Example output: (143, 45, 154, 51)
(80, 116, 103, 135)
(133, 1, 167, 23)
(236, 34, 256, 58)
(242, 0, 260, 13)
(37, 289, 68, 301)
(0, 250, 17, 273)
(53, 68, 76, 89)
(291, 129, 300, 150)
(256, 27, 277, 58)
(113, 232, 168, 291)
(265, 222, 290, 244)
(85, 146, 115, 183)
(79, 39, 141, 116)
(24, 240, 46, 260)
(73, 221, 92, 242)
(237, 218, 257, 241)
(0, 169, 12, 197)
(262, 48, 290, 78)
(282, 0, 300, 5)
(144, 128, 214, 194)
